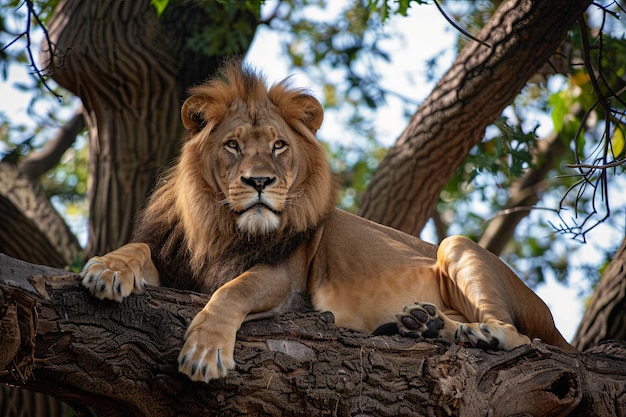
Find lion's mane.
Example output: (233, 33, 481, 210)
(132, 60, 337, 293)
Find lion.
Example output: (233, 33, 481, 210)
(81, 59, 576, 383)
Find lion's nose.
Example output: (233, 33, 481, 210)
(241, 176, 276, 193)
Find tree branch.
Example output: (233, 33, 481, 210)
(1, 254, 626, 416)
(17, 107, 85, 181)
(0, 163, 80, 268)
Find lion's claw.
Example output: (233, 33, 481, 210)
(81, 258, 144, 302)
(177, 313, 237, 383)
(80, 243, 159, 302)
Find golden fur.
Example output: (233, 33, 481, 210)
(82, 60, 575, 384)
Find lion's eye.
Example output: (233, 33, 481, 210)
(273, 140, 287, 153)
(225, 140, 239, 152)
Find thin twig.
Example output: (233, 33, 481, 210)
(433, 0, 492, 48)
(4, 0, 63, 102)
(26, 0, 62, 101)
(554, 10, 624, 240)
(565, 158, 626, 170)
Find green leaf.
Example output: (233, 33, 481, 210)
(151, 0, 169, 16)
(610, 124, 625, 159)
(548, 90, 569, 133)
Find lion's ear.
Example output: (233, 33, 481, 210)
(181, 95, 209, 135)
(294, 94, 324, 134)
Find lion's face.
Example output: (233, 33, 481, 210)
(177, 65, 337, 246)
(218, 122, 296, 236)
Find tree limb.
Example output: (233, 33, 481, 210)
(0, 163, 80, 267)
(1, 254, 625, 416)
(17, 107, 85, 181)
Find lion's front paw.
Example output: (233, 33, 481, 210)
(396, 302, 457, 341)
(177, 312, 237, 383)
(81, 257, 137, 302)
(81, 243, 159, 302)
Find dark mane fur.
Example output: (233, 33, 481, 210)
(133, 216, 317, 294)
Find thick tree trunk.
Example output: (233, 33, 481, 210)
(358, 0, 593, 236)
(43, 0, 180, 257)
(42, 0, 257, 259)
(573, 237, 626, 351)
(1, 254, 625, 417)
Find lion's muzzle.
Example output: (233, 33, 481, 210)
(234, 176, 282, 235)
(241, 176, 277, 193)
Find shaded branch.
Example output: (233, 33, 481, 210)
(0, 163, 80, 267)
(478, 131, 567, 254)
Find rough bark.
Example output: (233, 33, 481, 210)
(572, 237, 626, 351)
(0, 163, 80, 268)
(1, 254, 625, 417)
(358, 0, 593, 236)
(41, 0, 257, 259)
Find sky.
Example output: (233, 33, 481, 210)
(1, 1, 615, 341)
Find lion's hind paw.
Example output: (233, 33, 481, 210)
(456, 322, 531, 351)
(396, 302, 460, 343)
(396, 302, 531, 351)
(455, 323, 501, 350)
(397, 302, 444, 339)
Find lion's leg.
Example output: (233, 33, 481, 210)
(81, 242, 160, 302)
(399, 236, 573, 351)
(177, 250, 309, 383)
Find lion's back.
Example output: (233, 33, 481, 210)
(322, 208, 437, 259)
